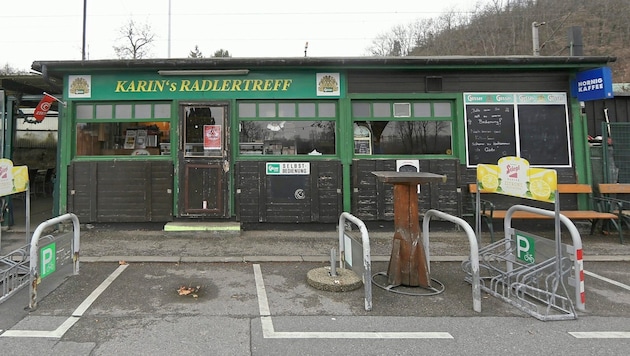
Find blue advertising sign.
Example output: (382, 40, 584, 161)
(573, 67, 614, 101)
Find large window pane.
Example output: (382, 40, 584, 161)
(76, 121, 171, 156)
(362, 120, 452, 155)
(239, 120, 335, 155)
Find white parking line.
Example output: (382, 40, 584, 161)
(567, 270, 630, 339)
(1, 264, 128, 338)
(569, 332, 630, 339)
(584, 270, 630, 291)
(252, 264, 453, 339)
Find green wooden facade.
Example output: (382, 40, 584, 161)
(31, 56, 615, 223)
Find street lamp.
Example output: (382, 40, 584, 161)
(532, 21, 546, 56)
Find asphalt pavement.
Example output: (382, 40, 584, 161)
(2, 195, 630, 262)
(2, 197, 630, 355)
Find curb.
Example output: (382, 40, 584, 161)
(78, 255, 630, 263)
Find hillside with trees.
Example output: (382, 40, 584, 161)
(368, 0, 630, 82)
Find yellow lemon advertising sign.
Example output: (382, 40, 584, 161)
(0, 159, 30, 197)
(476, 157, 557, 203)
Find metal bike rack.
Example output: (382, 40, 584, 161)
(464, 204, 584, 321)
(29, 213, 81, 309)
(423, 209, 481, 313)
(0, 245, 30, 304)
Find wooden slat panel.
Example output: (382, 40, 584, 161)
(599, 183, 630, 194)
(67, 160, 173, 223)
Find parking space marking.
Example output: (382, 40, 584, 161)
(569, 332, 630, 339)
(252, 264, 453, 339)
(1, 264, 128, 338)
(584, 270, 630, 291)
(566, 270, 630, 339)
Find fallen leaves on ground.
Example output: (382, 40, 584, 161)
(177, 285, 201, 298)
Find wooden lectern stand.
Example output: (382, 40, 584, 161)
(371, 171, 447, 288)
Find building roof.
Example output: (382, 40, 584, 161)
(0, 74, 62, 96)
(31, 55, 617, 78)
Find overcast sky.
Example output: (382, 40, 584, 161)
(1, 0, 489, 71)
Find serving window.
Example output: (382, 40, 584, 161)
(352, 100, 454, 156)
(237, 101, 337, 156)
(75, 102, 172, 156)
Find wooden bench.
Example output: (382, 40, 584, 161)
(469, 183, 622, 243)
(596, 183, 630, 244)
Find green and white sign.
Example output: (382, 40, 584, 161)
(266, 162, 310, 175)
(516, 233, 536, 264)
(40, 242, 57, 278)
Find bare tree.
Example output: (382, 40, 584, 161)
(0, 63, 28, 75)
(365, 0, 630, 80)
(367, 23, 424, 56)
(113, 19, 155, 59)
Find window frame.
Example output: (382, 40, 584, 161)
(237, 100, 339, 158)
(73, 101, 173, 158)
(351, 100, 455, 157)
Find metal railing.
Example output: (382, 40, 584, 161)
(423, 209, 481, 313)
(29, 213, 80, 309)
(338, 212, 372, 311)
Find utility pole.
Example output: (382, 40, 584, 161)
(168, 0, 172, 58)
(532, 21, 546, 56)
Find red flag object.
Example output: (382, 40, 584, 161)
(33, 93, 56, 122)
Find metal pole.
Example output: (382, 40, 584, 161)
(168, 0, 172, 58)
(82, 0, 87, 60)
(532, 22, 545, 56)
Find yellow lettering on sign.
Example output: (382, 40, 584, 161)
(180, 80, 192, 91)
(252, 80, 263, 91)
(115, 81, 128, 92)
(231, 79, 243, 91)
(201, 80, 213, 91)
(114, 78, 294, 93)
(220, 80, 231, 91)
(282, 79, 292, 91)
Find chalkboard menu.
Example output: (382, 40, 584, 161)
(465, 105, 516, 165)
(518, 105, 570, 166)
(464, 93, 570, 167)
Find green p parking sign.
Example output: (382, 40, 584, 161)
(516, 233, 535, 264)
(40, 242, 56, 278)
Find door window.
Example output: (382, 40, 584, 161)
(183, 105, 225, 157)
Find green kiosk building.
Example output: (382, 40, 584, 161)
(30, 56, 615, 224)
